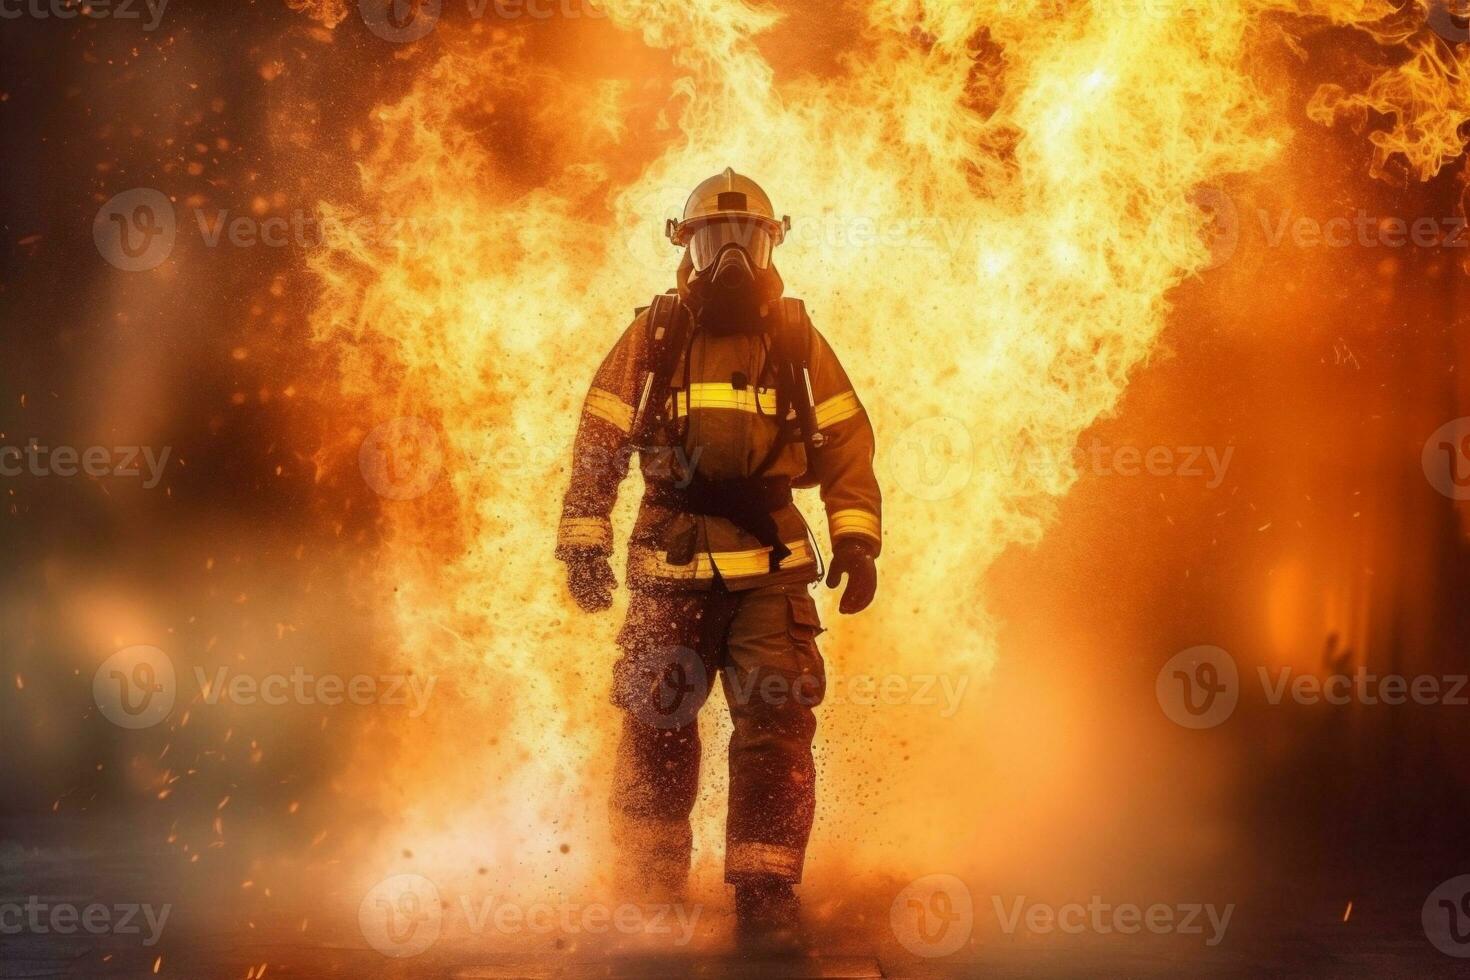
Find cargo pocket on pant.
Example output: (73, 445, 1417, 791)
(786, 592, 827, 708)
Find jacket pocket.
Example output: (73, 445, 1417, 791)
(786, 592, 825, 640)
(784, 591, 826, 707)
(665, 522, 698, 566)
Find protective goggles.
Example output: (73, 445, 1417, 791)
(685, 218, 779, 272)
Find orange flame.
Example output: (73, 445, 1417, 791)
(303, 0, 1470, 891)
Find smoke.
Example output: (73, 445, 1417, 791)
(294, 0, 1470, 906)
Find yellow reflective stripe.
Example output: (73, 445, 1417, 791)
(727, 841, 803, 880)
(559, 516, 612, 550)
(671, 383, 779, 418)
(829, 508, 880, 543)
(712, 537, 815, 578)
(634, 538, 814, 581)
(813, 390, 862, 429)
(560, 531, 609, 548)
(584, 387, 633, 434)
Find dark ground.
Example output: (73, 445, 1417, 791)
(3, 813, 1468, 978)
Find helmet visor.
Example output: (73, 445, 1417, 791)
(687, 218, 776, 272)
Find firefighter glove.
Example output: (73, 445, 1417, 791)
(825, 538, 877, 615)
(564, 551, 616, 613)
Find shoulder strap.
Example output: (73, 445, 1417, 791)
(629, 291, 691, 448)
(777, 298, 824, 456)
(749, 298, 821, 479)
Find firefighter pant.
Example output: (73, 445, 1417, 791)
(610, 580, 826, 887)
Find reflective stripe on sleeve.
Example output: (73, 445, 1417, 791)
(813, 390, 862, 429)
(584, 387, 634, 434)
(829, 508, 880, 543)
(558, 516, 613, 551)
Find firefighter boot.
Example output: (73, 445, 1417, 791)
(733, 876, 804, 953)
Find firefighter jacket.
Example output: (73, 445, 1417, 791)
(556, 299, 882, 591)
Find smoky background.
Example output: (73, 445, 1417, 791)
(0, 0, 1468, 971)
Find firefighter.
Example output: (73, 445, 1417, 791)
(556, 168, 881, 946)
